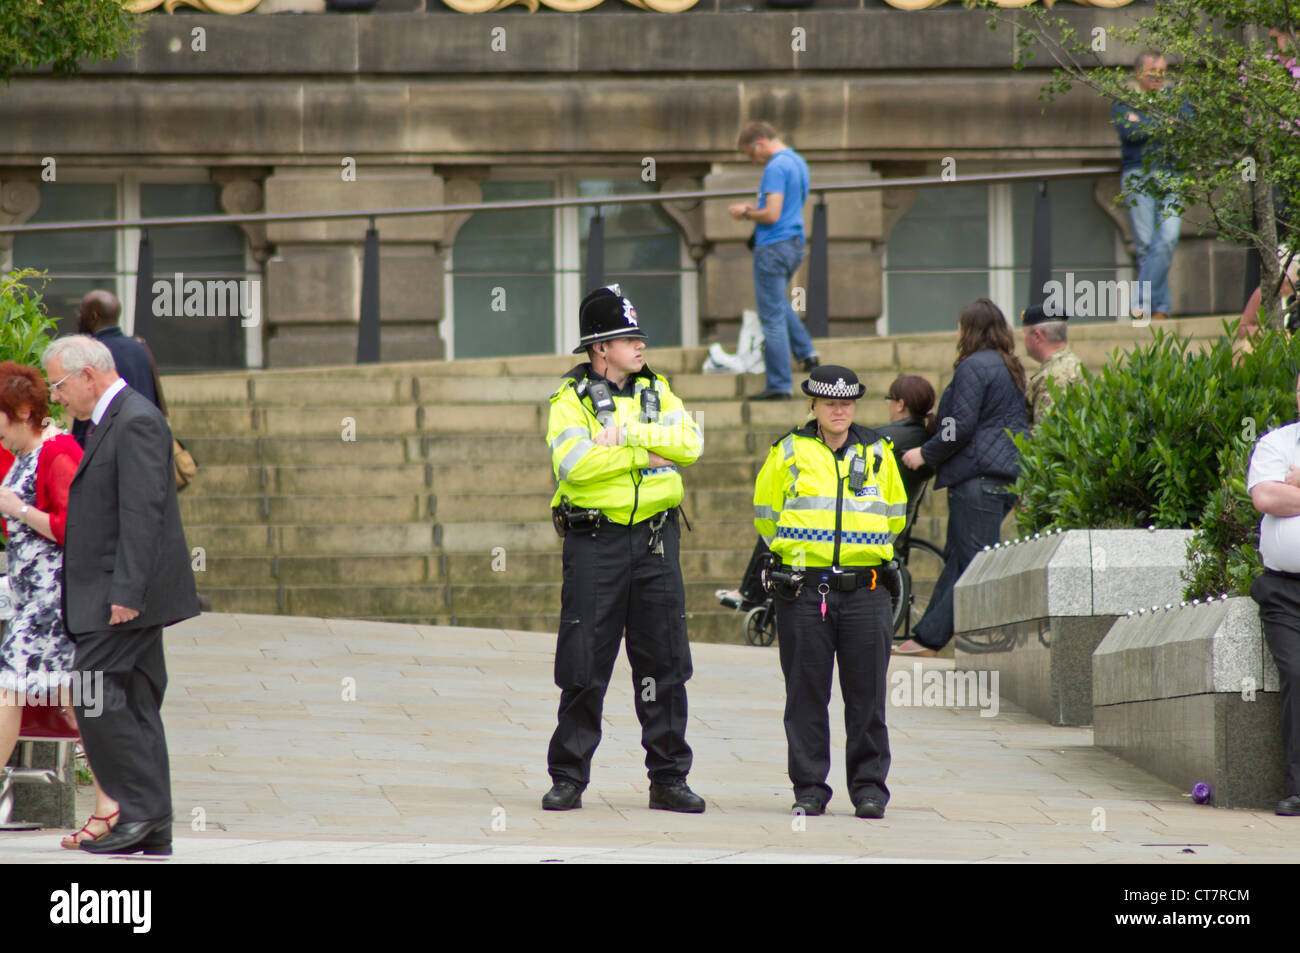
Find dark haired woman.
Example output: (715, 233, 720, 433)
(895, 299, 1029, 657)
(0, 362, 119, 847)
(874, 375, 937, 506)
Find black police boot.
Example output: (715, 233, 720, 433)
(648, 779, 706, 813)
(542, 780, 583, 811)
(1277, 795, 1300, 816)
(792, 796, 825, 816)
(854, 798, 886, 819)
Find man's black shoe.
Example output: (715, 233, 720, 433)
(792, 796, 826, 816)
(801, 355, 820, 372)
(648, 779, 706, 813)
(854, 799, 886, 819)
(749, 391, 792, 402)
(1277, 795, 1300, 816)
(542, 780, 583, 811)
(81, 815, 172, 855)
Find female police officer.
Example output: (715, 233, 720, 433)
(753, 365, 908, 818)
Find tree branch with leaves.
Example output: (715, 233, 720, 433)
(0, 0, 141, 86)
(974, 0, 1300, 327)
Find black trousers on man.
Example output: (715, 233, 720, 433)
(547, 511, 694, 788)
(775, 580, 892, 808)
(72, 625, 173, 822)
(1250, 572, 1300, 797)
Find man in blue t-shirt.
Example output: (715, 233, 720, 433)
(729, 122, 818, 400)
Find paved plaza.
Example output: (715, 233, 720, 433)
(2, 613, 1296, 864)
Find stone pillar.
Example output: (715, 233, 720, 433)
(262, 166, 445, 368)
(699, 163, 883, 344)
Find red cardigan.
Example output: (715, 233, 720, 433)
(0, 435, 82, 546)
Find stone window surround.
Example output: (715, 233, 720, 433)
(4, 166, 265, 368)
(879, 169, 1132, 334)
(441, 165, 699, 359)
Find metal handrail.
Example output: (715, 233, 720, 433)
(0, 166, 1121, 236)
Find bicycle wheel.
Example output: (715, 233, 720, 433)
(890, 564, 911, 635)
(744, 604, 777, 647)
(899, 538, 945, 636)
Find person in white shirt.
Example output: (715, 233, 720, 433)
(1247, 374, 1300, 816)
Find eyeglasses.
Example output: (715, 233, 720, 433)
(48, 371, 76, 393)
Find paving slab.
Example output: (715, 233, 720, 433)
(3, 612, 1298, 864)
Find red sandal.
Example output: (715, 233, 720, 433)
(60, 810, 119, 849)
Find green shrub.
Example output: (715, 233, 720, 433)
(1182, 437, 1263, 600)
(0, 268, 59, 369)
(1012, 323, 1300, 542)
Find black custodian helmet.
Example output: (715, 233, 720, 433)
(574, 284, 647, 354)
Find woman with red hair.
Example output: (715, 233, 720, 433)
(0, 361, 115, 847)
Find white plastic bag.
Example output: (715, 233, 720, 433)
(702, 309, 765, 375)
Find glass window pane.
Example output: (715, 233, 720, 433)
(607, 275, 681, 350)
(579, 180, 683, 348)
(453, 181, 555, 358)
(141, 184, 246, 276)
(886, 185, 989, 333)
(139, 183, 248, 371)
(12, 182, 117, 335)
(1012, 179, 1124, 325)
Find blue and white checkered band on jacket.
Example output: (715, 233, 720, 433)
(806, 377, 858, 398)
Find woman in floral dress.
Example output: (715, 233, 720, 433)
(0, 361, 118, 847)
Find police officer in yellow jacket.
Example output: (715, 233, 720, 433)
(542, 284, 706, 813)
(754, 365, 907, 818)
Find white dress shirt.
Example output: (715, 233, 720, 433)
(90, 378, 128, 427)
(1248, 421, 1300, 572)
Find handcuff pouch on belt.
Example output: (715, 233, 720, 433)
(552, 496, 603, 537)
(647, 508, 670, 555)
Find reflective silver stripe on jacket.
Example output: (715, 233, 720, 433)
(557, 439, 596, 480)
(549, 426, 588, 452)
(782, 495, 905, 518)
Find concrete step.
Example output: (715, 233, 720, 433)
(182, 435, 414, 466)
(193, 463, 435, 496)
(181, 494, 426, 525)
(430, 493, 553, 523)
(187, 522, 436, 556)
(197, 586, 283, 615)
(200, 554, 433, 587)
(278, 464, 431, 495)
(436, 549, 749, 584)
(197, 579, 763, 619)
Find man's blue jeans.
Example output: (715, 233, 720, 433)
(753, 237, 816, 395)
(912, 476, 1016, 651)
(1122, 168, 1181, 316)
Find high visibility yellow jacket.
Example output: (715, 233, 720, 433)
(754, 422, 908, 568)
(547, 364, 703, 525)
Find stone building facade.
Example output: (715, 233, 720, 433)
(0, 2, 1247, 370)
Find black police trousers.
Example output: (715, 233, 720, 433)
(1250, 571, 1300, 797)
(774, 578, 892, 808)
(547, 511, 694, 787)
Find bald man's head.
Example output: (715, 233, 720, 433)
(77, 290, 121, 335)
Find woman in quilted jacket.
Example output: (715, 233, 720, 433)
(894, 298, 1029, 656)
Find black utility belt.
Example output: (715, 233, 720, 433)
(772, 563, 883, 591)
(552, 499, 676, 538)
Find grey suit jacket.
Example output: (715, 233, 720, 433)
(62, 385, 200, 635)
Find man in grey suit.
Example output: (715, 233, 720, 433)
(43, 335, 200, 855)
